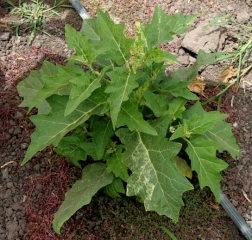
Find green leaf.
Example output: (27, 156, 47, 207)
(165, 50, 221, 84)
(81, 18, 100, 44)
(143, 90, 169, 117)
(106, 145, 129, 182)
(148, 115, 172, 138)
(183, 101, 205, 119)
(28, 64, 83, 113)
(142, 6, 197, 48)
(53, 163, 113, 234)
(117, 129, 193, 222)
(145, 48, 177, 66)
(174, 156, 192, 179)
(105, 68, 143, 127)
(170, 111, 228, 140)
(161, 80, 199, 100)
(65, 66, 110, 116)
(159, 50, 221, 100)
(116, 101, 157, 135)
(167, 97, 187, 120)
(65, 72, 100, 116)
(65, 24, 97, 65)
(22, 89, 107, 165)
(96, 10, 133, 65)
(104, 177, 125, 198)
(186, 137, 228, 201)
(184, 112, 227, 135)
(204, 121, 241, 159)
(17, 61, 57, 114)
(55, 131, 87, 168)
(92, 119, 114, 159)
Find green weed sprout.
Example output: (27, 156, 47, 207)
(5, 0, 70, 45)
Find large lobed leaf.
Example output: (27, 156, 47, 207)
(142, 6, 198, 48)
(65, 24, 97, 66)
(204, 121, 241, 159)
(184, 101, 241, 159)
(17, 61, 57, 114)
(186, 137, 228, 201)
(53, 163, 114, 234)
(170, 111, 227, 140)
(116, 129, 193, 222)
(22, 89, 108, 165)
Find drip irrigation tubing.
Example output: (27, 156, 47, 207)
(68, 1, 252, 239)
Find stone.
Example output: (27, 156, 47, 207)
(0, 32, 10, 41)
(247, 221, 252, 228)
(227, 5, 234, 11)
(6, 182, 14, 189)
(6, 221, 19, 240)
(20, 143, 28, 150)
(1, 168, 9, 179)
(5, 207, 13, 217)
(177, 55, 189, 66)
(12, 202, 22, 211)
(13, 128, 21, 136)
(236, 10, 250, 23)
(4, 189, 12, 199)
(181, 21, 226, 54)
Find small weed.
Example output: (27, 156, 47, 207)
(206, 15, 252, 88)
(5, 0, 70, 45)
(160, 226, 179, 240)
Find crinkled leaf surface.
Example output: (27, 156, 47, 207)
(116, 101, 157, 135)
(106, 145, 129, 182)
(92, 119, 114, 159)
(105, 68, 144, 127)
(186, 137, 228, 201)
(53, 163, 113, 234)
(116, 129, 193, 222)
(204, 121, 241, 159)
(22, 89, 107, 165)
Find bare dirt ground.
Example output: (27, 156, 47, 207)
(0, 0, 252, 239)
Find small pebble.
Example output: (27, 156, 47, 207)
(20, 143, 28, 150)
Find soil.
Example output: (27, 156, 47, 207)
(0, 0, 252, 239)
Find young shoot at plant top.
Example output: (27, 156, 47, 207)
(17, 6, 240, 235)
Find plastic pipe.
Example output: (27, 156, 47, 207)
(221, 190, 252, 240)
(67, 2, 252, 239)
(68, 0, 91, 19)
